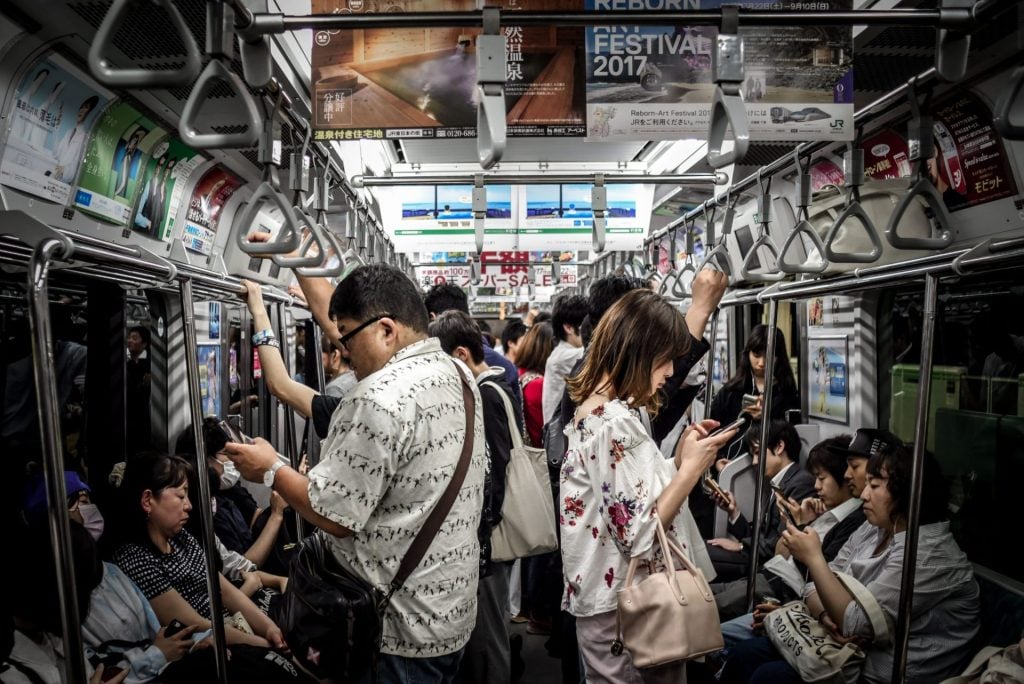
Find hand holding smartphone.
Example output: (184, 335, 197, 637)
(165, 619, 187, 637)
(217, 420, 253, 445)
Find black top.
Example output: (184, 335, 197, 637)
(708, 375, 801, 460)
(311, 394, 341, 439)
(477, 372, 515, 575)
(727, 464, 817, 562)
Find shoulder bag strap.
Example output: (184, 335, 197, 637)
(834, 571, 891, 643)
(481, 381, 524, 451)
(389, 359, 476, 595)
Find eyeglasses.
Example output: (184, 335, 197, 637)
(338, 313, 392, 350)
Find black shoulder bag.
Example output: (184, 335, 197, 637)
(280, 361, 477, 681)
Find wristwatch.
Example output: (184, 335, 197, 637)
(263, 460, 284, 488)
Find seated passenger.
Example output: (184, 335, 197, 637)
(707, 420, 817, 582)
(716, 434, 864, 637)
(5, 520, 125, 684)
(176, 420, 294, 576)
(721, 441, 980, 684)
(112, 453, 287, 651)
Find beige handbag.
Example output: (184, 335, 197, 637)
(484, 381, 558, 562)
(613, 517, 723, 669)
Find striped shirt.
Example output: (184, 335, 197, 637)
(308, 338, 485, 658)
(805, 521, 979, 683)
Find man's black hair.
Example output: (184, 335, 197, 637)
(501, 319, 528, 350)
(128, 325, 150, 346)
(533, 311, 552, 324)
(329, 264, 429, 333)
(551, 294, 588, 343)
(586, 273, 646, 338)
(748, 419, 801, 463)
(429, 311, 485, 364)
(423, 282, 470, 316)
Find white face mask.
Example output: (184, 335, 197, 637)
(78, 503, 105, 541)
(219, 460, 241, 490)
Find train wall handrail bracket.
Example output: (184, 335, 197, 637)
(935, 0, 974, 82)
(89, 0, 202, 88)
(778, 152, 828, 274)
(825, 142, 883, 263)
(476, 7, 507, 170)
(993, 63, 1024, 140)
(275, 125, 332, 269)
(179, 2, 261, 149)
(592, 174, 607, 253)
(706, 6, 749, 169)
(885, 81, 955, 250)
(236, 99, 303, 256)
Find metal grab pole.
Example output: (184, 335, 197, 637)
(276, 303, 308, 541)
(28, 239, 88, 684)
(240, 306, 253, 437)
(746, 297, 779, 613)
(179, 278, 230, 684)
(702, 308, 721, 420)
(892, 273, 939, 683)
(309, 319, 327, 469)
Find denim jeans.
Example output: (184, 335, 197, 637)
(719, 636, 802, 684)
(355, 649, 465, 684)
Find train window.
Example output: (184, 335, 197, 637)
(882, 274, 1024, 582)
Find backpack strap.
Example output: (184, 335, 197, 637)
(388, 359, 476, 596)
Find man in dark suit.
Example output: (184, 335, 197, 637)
(707, 420, 818, 583)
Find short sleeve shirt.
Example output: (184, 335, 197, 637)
(115, 530, 224, 620)
(308, 338, 486, 658)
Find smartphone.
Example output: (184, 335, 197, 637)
(704, 475, 728, 499)
(741, 393, 759, 410)
(165, 618, 187, 637)
(706, 412, 752, 438)
(770, 486, 800, 527)
(217, 420, 253, 445)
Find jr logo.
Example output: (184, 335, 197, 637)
(830, 120, 845, 129)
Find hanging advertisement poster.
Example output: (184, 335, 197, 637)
(310, 0, 585, 140)
(197, 345, 222, 417)
(861, 92, 1018, 212)
(584, 0, 854, 142)
(387, 184, 517, 252)
(131, 138, 204, 242)
(519, 183, 653, 251)
(808, 334, 849, 424)
(74, 102, 165, 225)
(183, 167, 244, 256)
(0, 57, 109, 204)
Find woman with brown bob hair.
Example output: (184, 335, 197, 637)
(515, 321, 554, 448)
(561, 289, 737, 682)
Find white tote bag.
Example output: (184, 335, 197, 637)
(764, 571, 890, 684)
(483, 382, 559, 561)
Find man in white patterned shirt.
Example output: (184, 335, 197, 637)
(227, 264, 485, 683)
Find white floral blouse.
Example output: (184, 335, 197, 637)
(560, 399, 715, 617)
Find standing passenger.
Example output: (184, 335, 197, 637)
(562, 289, 735, 682)
(225, 264, 486, 684)
(542, 294, 587, 425)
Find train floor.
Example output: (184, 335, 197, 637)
(510, 621, 564, 684)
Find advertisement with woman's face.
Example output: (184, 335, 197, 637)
(0, 57, 108, 203)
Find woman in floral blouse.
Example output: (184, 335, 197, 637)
(562, 289, 737, 683)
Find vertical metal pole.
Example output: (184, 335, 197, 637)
(276, 303, 308, 540)
(28, 240, 87, 684)
(179, 278, 230, 684)
(240, 306, 253, 435)
(746, 297, 779, 612)
(702, 307, 721, 420)
(892, 273, 939, 684)
(309, 319, 326, 468)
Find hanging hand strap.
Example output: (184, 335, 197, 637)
(388, 359, 476, 596)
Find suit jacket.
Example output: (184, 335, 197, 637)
(728, 463, 817, 561)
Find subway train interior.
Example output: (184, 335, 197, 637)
(1, 0, 1024, 682)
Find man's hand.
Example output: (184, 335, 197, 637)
(239, 279, 267, 317)
(707, 537, 743, 552)
(222, 438, 280, 483)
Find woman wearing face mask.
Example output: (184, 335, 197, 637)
(175, 419, 292, 577)
(22, 471, 105, 541)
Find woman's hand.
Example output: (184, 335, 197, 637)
(270, 491, 288, 517)
(745, 396, 763, 421)
(751, 602, 782, 632)
(675, 419, 736, 475)
(780, 522, 823, 565)
(707, 537, 743, 552)
(153, 623, 198, 663)
(90, 664, 129, 684)
(264, 624, 289, 653)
